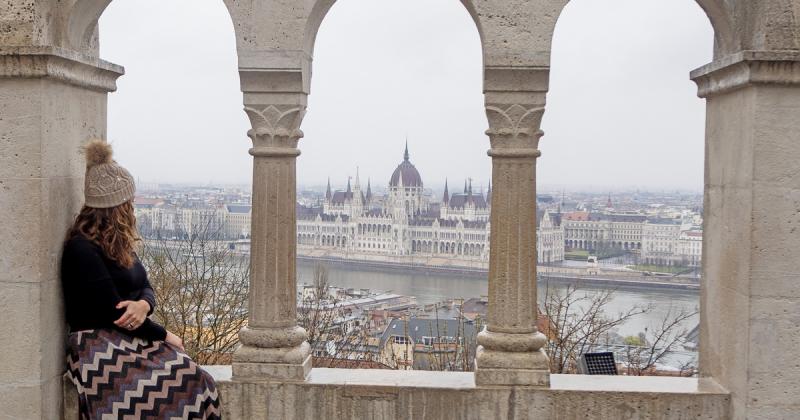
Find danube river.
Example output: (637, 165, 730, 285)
(297, 261, 699, 339)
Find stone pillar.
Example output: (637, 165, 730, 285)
(0, 47, 122, 418)
(475, 67, 550, 386)
(692, 51, 800, 419)
(232, 66, 311, 380)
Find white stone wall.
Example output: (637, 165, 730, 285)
(6, 0, 800, 418)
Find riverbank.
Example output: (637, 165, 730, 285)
(297, 261, 700, 339)
(297, 255, 700, 292)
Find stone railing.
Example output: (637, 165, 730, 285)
(64, 367, 730, 419)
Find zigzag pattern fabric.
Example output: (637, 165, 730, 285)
(66, 329, 221, 419)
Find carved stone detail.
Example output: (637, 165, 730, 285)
(691, 50, 800, 98)
(485, 104, 545, 152)
(0, 46, 123, 92)
(244, 104, 306, 151)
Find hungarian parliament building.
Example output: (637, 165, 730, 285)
(133, 146, 566, 268)
(294, 146, 566, 265)
(134, 145, 702, 268)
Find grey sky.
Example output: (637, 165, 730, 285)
(100, 0, 712, 192)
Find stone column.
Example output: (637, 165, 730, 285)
(691, 51, 800, 419)
(232, 79, 311, 380)
(475, 67, 550, 386)
(0, 47, 122, 418)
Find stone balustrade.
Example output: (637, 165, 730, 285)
(64, 368, 731, 419)
(4, 1, 800, 418)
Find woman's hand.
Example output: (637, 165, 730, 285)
(165, 331, 185, 351)
(113, 300, 150, 330)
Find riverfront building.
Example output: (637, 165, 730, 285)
(562, 210, 703, 267)
(297, 145, 565, 264)
(134, 146, 566, 266)
(5, 0, 799, 418)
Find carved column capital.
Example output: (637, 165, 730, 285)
(244, 104, 306, 155)
(483, 65, 549, 157)
(485, 103, 545, 156)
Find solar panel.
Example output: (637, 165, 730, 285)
(579, 352, 618, 375)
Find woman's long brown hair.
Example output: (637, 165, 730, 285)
(66, 200, 141, 268)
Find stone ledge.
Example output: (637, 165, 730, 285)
(691, 50, 800, 98)
(0, 46, 124, 92)
(550, 374, 728, 394)
(308, 367, 476, 389)
(197, 366, 731, 419)
(64, 367, 731, 419)
(206, 365, 727, 394)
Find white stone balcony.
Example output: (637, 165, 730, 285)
(62, 367, 730, 419)
(4, 1, 800, 418)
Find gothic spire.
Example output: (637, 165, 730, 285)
(366, 178, 372, 202)
(403, 139, 410, 162)
(443, 178, 450, 205)
(346, 177, 352, 194)
(326, 177, 332, 200)
(464, 179, 468, 194)
(487, 180, 492, 205)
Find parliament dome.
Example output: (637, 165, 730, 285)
(389, 144, 423, 188)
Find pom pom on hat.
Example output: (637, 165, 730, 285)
(84, 139, 114, 167)
(82, 139, 136, 208)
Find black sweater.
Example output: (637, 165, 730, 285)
(61, 236, 167, 341)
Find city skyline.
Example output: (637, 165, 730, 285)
(100, 0, 712, 190)
(134, 138, 706, 194)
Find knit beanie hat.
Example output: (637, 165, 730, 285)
(83, 139, 136, 209)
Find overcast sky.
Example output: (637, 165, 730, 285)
(100, 0, 713, 192)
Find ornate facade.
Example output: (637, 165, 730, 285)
(562, 210, 703, 266)
(4, 0, 799, 418)
(296, 146, 565, 264)
(562, 211, 646, 252)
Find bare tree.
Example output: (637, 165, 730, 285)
(139, 219, 249, 365)
(297, 264, 334, 352)
(623, 306, 698, 376)
(297, 264, 378, 367)
(541, 281, 648, 374)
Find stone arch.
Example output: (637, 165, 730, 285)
(693, 0, 736, 57)
(304, 0, 485, 66)
(550, 0, 733, 61)
(65, 0, 238, 53)
(65, 0, 111, 51)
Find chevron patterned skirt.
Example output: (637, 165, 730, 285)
(66, 329, 221, 419)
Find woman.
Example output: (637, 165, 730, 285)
(62, 139, 221, 419)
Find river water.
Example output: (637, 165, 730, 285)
(297, 261, 700, 339)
